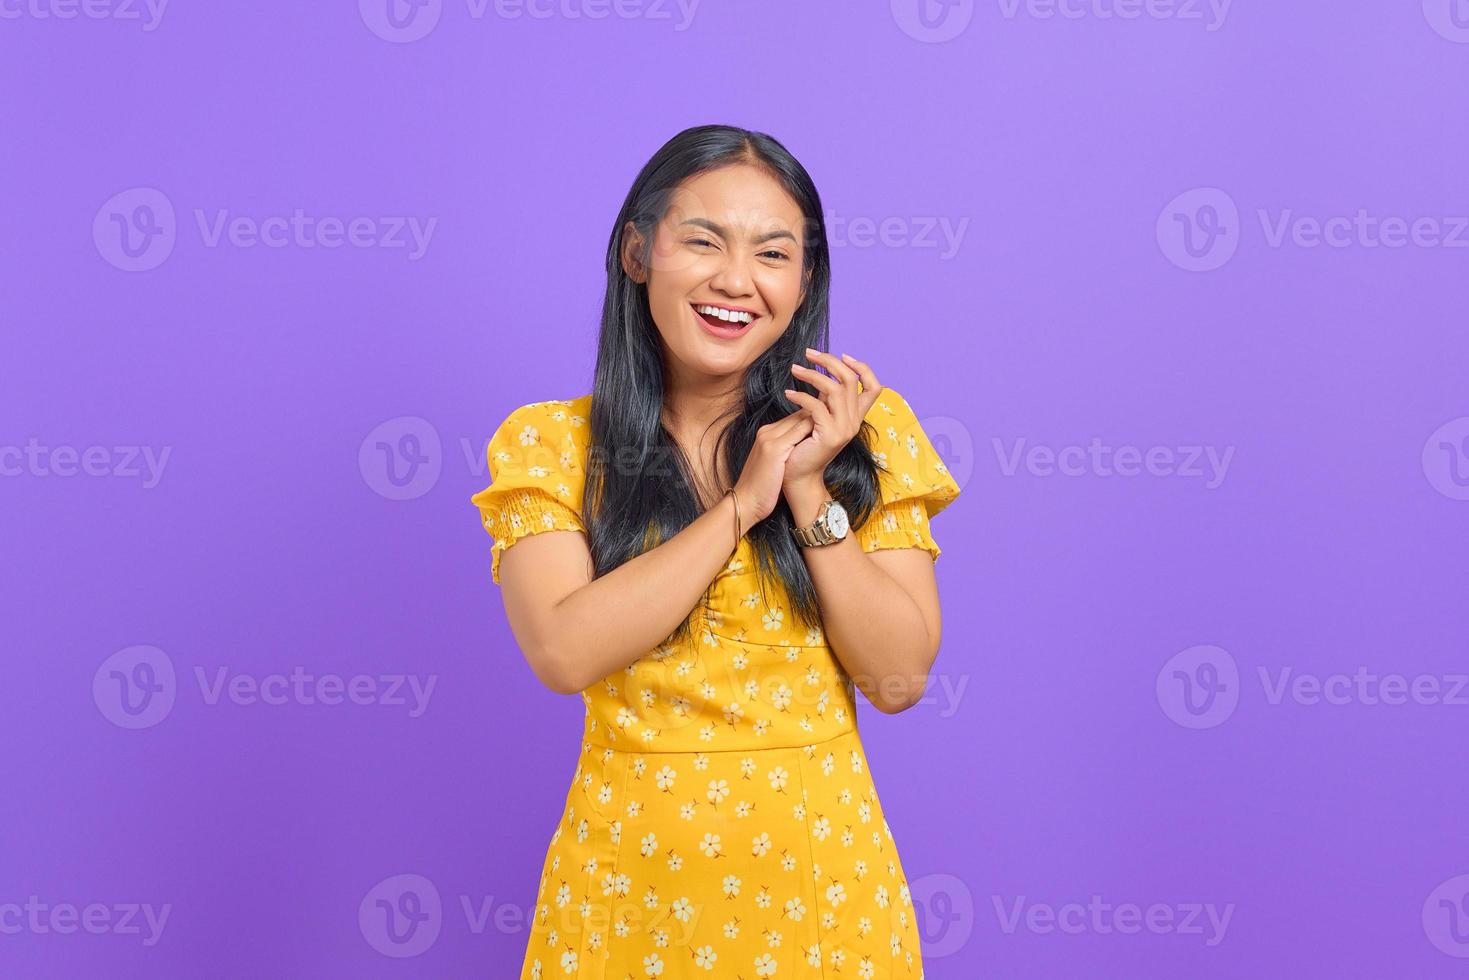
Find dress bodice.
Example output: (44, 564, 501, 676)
(471, 386, 961, 753)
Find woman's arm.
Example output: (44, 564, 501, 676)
(497, 493, 742, 695)
(785, 479, 941, 714)
(496, 409, 814, 695)
(780, 350, 957, 714)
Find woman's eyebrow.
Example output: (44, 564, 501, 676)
(679, 217, 797, 244)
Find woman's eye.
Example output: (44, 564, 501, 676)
(760, 250, 789, 261)
(687, 237, 715, 248)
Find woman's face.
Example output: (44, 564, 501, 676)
(625, 163, 809, 382)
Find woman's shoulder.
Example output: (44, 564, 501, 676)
(487, 393, 593, 456)
(479, 393, 594, 493)
(859, 382, 961, 513)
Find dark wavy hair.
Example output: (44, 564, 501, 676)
(582, 124, 884, 648)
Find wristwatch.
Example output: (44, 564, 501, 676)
(793, 498, 850, 547)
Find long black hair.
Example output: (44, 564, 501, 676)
(582, 124, 883, 648)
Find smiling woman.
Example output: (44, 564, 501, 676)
(470, 124, 961, 979)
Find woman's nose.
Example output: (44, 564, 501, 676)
(708, 252, 753, 295)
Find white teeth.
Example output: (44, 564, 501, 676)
(696, 304, 754, 325)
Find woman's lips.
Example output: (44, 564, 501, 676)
(692, 304, 758, 338)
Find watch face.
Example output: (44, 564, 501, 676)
(826, 501, 850, 538)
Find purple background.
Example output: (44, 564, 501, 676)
(4, 1, 1469, 976)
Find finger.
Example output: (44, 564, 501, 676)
(791, 362, 842, 400)
(773, 410, 816, 448)
(807, 349, 859, 388)
(768, 407, 813, 439)
(805, 349, 860, 424)
(783, 389, 833, 430)
(838, 353, 883, 415)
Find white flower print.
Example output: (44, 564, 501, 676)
(811, 815, 831, 841)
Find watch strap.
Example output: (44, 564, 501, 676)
(793, 499, 837, 547)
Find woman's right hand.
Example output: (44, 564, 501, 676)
(732, 409, 815, 529)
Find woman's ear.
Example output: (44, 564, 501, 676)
(621, 222, 648, 283)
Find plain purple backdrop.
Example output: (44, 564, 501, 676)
(4, 1, 1469, 977)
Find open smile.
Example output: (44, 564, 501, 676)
(691, 302, 761, 337)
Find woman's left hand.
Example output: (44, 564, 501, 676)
(781, 348, 883, 489)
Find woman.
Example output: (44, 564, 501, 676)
(471, 124, 960, 979)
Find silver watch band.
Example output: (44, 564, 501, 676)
(793, 500, 836, 547)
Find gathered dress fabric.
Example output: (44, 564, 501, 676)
(471, 386, 960, 979)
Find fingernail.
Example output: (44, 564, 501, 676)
(805, 347, 817, 355)
(840, 352, 850, 360)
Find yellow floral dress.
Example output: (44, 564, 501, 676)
(471, 385, 961, 979)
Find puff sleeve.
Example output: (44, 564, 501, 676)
(854, 385, 962, 563)
(469, 398, 589, 585)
